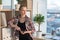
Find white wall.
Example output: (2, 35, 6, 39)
(33, 0, 47, 33)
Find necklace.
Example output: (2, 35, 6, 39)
(19, 17, 25, 23)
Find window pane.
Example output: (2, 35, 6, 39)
(47, 0, 60, 34)
(2, 0, 11, 9)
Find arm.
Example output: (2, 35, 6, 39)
(8, 17, 20, 30)
(8, 18, 24, 34)
(8, 18, 16, 28)
(24, 19, 35, 34)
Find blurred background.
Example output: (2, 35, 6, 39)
(0, 0, 60, 40)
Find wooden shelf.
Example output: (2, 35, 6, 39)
(0, 9, 31, 11)
(0, 9, 12, 11)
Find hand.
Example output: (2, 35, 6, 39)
(15, 25, 21, 31)
(23, 31, 32, 37)
(14, 25, 25, 35)
(15, 26, 24, 34)
(24, 31, 32, 34)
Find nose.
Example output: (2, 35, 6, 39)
(24, 10, 26, 13)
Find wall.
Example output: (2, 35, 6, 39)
(33, 0, 47, 33)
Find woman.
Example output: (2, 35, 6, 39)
(8, 5, 35, 40)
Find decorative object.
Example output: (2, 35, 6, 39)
(2, 28, 12, 40)
(56, 27, 60, 36)
(15, 4, 20, 10)
(0, 5, 3, 10)
(16, 0, 27, 6)
(36, 32, 42, 38)
(34, 14, 44, 38)
(16, 0, 23, 4)
(1, 12, 7, 27)
(34, 14, 44, 32)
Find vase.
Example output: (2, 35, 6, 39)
(36, 31, 42, 38)
(0, 4, 3, 10)
(15, 4, 20, 10)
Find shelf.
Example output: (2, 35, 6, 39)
(0, 9, 12, 11)
(0, 9, 31, 12)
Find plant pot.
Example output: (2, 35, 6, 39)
(32, 32, 37, 37)
(36, 31, 42, 38)
(15, 4, 20, 10)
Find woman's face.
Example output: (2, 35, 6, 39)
(19, 7, 27, 16)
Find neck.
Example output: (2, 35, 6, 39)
(20, 15, 25, 18)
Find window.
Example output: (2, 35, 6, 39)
(2, 0, 11, 9)
(47, 0, 60, 33)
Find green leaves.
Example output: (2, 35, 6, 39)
(0, 0, 2, 4)
(17, 0, 23, 2)
(16, 0, 23, 4)
(34, 14, 44, 25)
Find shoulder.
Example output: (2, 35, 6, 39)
(25, 15, 32, 21)
(8, 16, 18, 22)
(25, 16, 33, 24)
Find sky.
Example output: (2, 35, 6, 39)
(2, 0, 17, 5)
(2, 0, 17, 9)
(47, 0, 60, 10)
(2, 0, 11, 5)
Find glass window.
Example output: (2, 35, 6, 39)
(47, 0, 60, 33)
(2, 0, 11, 9)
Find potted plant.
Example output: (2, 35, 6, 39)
(16, 0, 23, 4)
(34, 14, 44, 32)
(34, 14, 44, 38)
